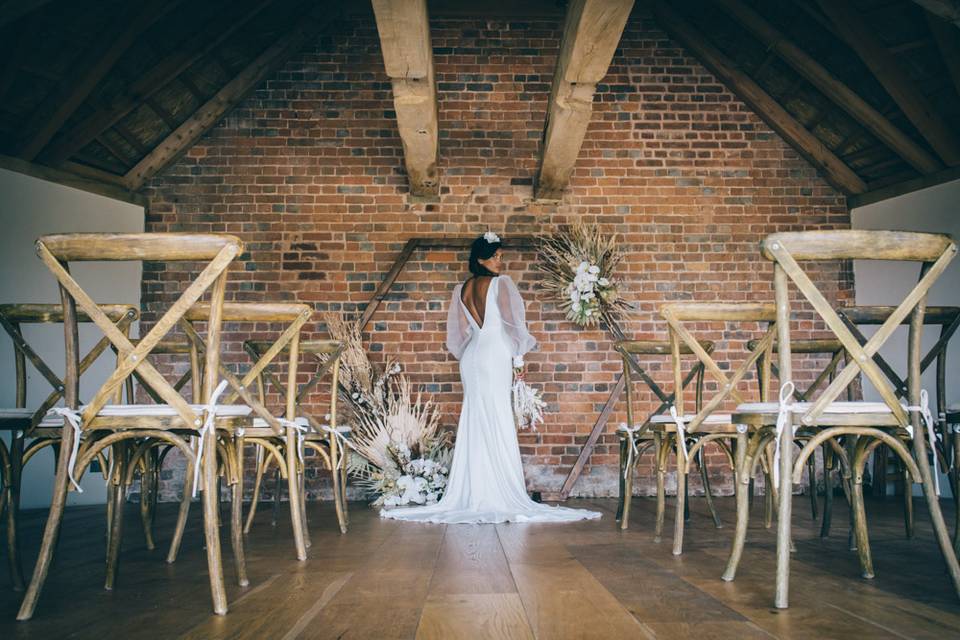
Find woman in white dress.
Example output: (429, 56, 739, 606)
(380, 232, 601, 524)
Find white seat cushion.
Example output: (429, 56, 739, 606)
(0, 408, 34, 419)
(251, 416, 351, 434)
(95, 403, 252, 417)
(948, 403, 960, 412)
(649, 413, 733, 424)
(735, 401, 893, 414)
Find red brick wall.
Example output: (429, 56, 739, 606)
(142, 10, 852, 502)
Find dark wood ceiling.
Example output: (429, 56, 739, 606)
(0, 0, 957, 207)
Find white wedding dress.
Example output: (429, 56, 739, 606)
(380, 275, 601, 524)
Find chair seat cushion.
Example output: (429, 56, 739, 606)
(0, 408, 34, 419)
(649, 413, 733, 424)
(735, 401, 893, 414)
(96, 403, 252, 417)
(251, 416, 351, 434)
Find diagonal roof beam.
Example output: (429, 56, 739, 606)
(124, 12, 334, 191)
(653, 1, 866, 194)
(371, 0, 439, 197)
(535, 0, 634, 201)
(0, 0, 53, 29)
(14, 0, 174, 161)
(40, 0, 275, 167)
(926, 8, 960, 98)
(911, 0, 960, 28)
(716, 0, 942, 175)
(816, 0, 960, 166)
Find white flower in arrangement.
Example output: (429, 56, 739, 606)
(512, 354, 525, 368)
(598, 277, 610, 287)
(572, 302, 582, 312)
(513, 377, 547, 431)
(483, 231, 501, 243)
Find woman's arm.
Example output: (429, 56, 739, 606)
(445, 284, 472, 360)
(498, 275, 537, 363)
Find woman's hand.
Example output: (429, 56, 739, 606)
(514, 366, 525, 382)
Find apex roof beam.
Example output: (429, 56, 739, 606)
(15, 0, 173, 161)
(535, 0, 634, 200)
(371, 0, 439, 197)
(653, 1, 866, 194)
(40, 0, 274, 166)
(926, 9, 960, 98)
(716, 0, 942, 175)
(124, 13, 331, 191)
(911, 0, 960, 28)
(816, 0, 960, 166)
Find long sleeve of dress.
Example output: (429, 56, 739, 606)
(445, 283, 472, 360)
(498, 275, 537, 358)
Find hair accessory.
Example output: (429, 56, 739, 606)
(483, 231, 500, 243)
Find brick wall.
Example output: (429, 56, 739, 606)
(142, 9, 852, 503)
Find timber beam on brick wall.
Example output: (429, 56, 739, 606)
(653, 1, 867, 195)
(371, 0, 440, 198)
(535, 0, 634, 201)
(0, 154, 146, 206)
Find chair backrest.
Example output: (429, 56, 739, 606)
(182, 302, 314, 433)
(614, 339, 714, 436)
(747, 338, 846, 403)
(762, 229, 957, 428)
(35, 232, 242, 425)
(660, 302, 778, 430)
(0, 303, 138, 428)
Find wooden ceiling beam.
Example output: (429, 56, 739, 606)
(816, 0, 960, 166)
(15, 0, 173, 161)
(911, 0, 960, 28)
(848, 164, 960, 208)
(124, 11, 332, 191)
(535, 0, 634, 200)
(654, 2, 866, 194)
(0, 154, 145, 205)
(371, 0, 440, 197)
(0, 0, 53, 28)
(717, 0, 942, 175)
(926, 9, 960, 98)
(40, 0, 274, 167)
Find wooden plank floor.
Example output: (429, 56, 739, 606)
(1, 493, 958, 639)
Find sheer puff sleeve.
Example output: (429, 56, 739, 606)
(445, 283, 472, 360)
(498, 275, 537, 360)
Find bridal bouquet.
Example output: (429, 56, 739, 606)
(512, 356, 546, 431)
(537, 221, 631, 327)
(322, 312, 453, 507)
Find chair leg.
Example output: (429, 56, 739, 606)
(201, 429, 228, 615)
(774, 439, 793, 609)
(166, 468, 193, 564)
(672, 435, 686, 556)
(105, 443, 128, 590)
(722, 431, 749, 581)
(619, 437, 635, 531)
(243, 445, 266, 534)
(699, 447, 722, 529)
(616, 436, 626, 522)
(902, 462, 915, 540)
(851, 474, 875, 579)
(16, 427, 74, 620)
(916, 441, 960, 600)
(286, 431, 308, 561)
(5, 436, 25, 591)
(272, 467, 282, 527)
(140, 447, 156, 551)
(807, 451, 818, 520)
(654, 433, 665, 543)
(339, 447, 349, 527)
(820, 445, 834, 538)
(299, 458, 311, 548)
(230, 436, 248, 587)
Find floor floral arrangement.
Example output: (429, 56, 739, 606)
(323, 312, 452, 508)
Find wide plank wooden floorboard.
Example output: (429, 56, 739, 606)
(0, 496, 957, 639)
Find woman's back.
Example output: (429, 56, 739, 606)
(460, 275, 495, 329)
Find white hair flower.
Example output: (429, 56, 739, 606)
(483, 231, 501, 243)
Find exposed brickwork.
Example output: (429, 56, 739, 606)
(141, 10, 852, 503)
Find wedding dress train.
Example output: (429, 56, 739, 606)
(380, 275, 601, 524)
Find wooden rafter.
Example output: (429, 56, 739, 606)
(124, 12, 335, 191)
(847, 164, 960, 208)
(816, 0, 960, 167)
(41, 0, 274, 167)
(0, 154, 145, 205)
(653, 2, 866, 194)
(371, 0, 440, 197)
(0, 0, 53, 28)
(15, 0, 173, 161)
(926, 9, 960, 98)
(912, 0, 960, 28)
(535, 0, 634, 201)
(716, 0, 942, 175)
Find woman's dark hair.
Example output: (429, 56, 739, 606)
(469, 234, 502, 276)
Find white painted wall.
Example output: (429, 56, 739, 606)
(852, 178, 960, 496)
(0, 168, 143, 508)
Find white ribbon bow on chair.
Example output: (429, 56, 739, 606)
(903, 389, 940, 496)
(49, 407, 84, 493)
(669, 405, 689, 464)
(278, 417, 309, 466)
(192, 379, 229, 498)
(618, 423, 642, 480)
(772, 382, 796, 491)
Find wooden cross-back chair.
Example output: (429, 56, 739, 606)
(731, 229, 960, 610)
(614, 339, 713, 532)
(163, 302, 319, 566)
(18, 232, 247, 620)
(242, 338, 347, 537)
(837, 305, 960, 541)
(749, 337, 849, 537)
(659, 302, 778, 557)
(0, 303, 137, 592)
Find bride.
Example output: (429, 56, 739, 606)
(380, 232, 601, 524)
